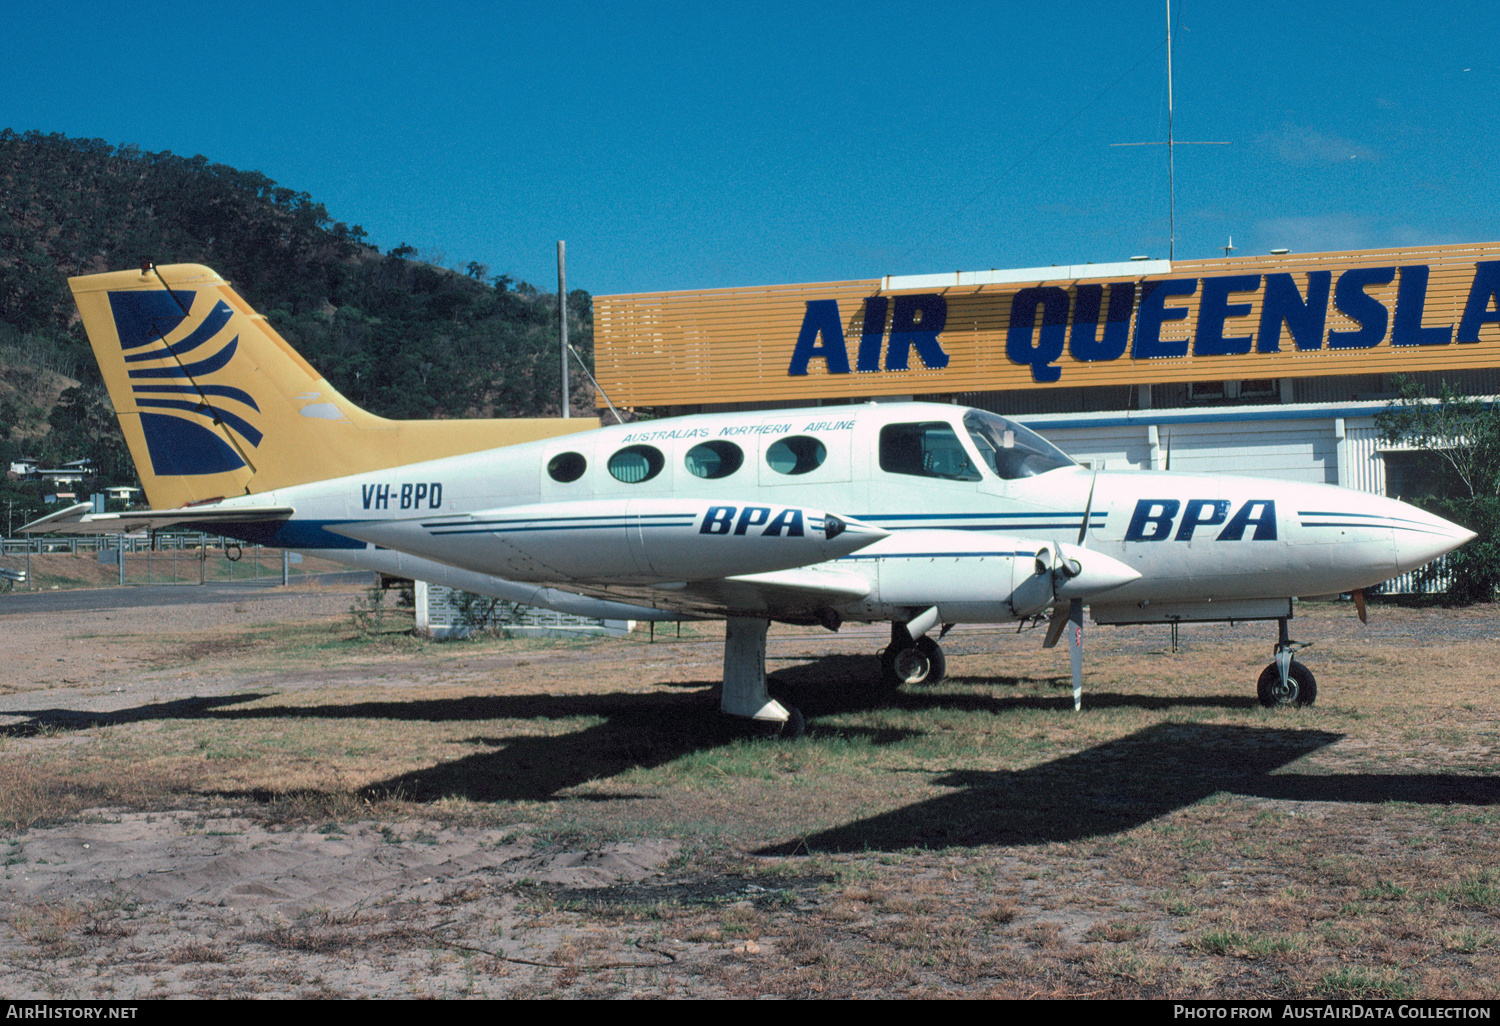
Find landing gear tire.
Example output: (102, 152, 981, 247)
(757, 705, 805, 740)
(916, 636, 946, 685)
(880, 638, 946, 689)
(1257, 660, 1317, 708)
(782, 705, 806, 739)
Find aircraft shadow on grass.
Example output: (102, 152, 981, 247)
(4, 660, 1497, 850)
(757, 720, 1500, 853)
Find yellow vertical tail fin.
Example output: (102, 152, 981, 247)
(70, 264, 595, 509)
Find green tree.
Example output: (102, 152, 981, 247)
(1376, 377, 1500, 603)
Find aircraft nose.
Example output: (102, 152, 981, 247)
(1389, 501, 1477, 575)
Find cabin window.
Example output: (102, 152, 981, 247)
(547, 452, 587, 483)
(962, 409, 1075, 479)
(607, 444, 665, 483)
(879, 422, 981, 481)
(766, 436, 827, 475)
(685, 440, 744, 479)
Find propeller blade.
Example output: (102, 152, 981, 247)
(1353, 588, 1367, 624)
(1077, 467, 1099, 545)
(1042, 606, 1068, 648)
(1069, 598, 1084, 711)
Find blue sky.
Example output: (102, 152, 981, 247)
(8, 1, 1499, 296)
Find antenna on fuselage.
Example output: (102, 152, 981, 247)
(568, 344, 625, 425)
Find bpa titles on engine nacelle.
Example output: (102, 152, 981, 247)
(1124, 499, 1277, 542)
(699, 505, 806, 537)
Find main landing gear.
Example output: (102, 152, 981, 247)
(717, 614, 953, 739)
(721, 617, 805, 738)
(880, 617, 948, 690)
(1259, 617, 1317, 708)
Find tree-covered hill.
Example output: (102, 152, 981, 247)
(0, 129, 594, 513)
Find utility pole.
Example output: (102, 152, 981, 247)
(558, 241, 570, 419)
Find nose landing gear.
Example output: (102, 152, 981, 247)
(1259, 617, 1317, 708)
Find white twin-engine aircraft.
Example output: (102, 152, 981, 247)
(27, 265, 1474, 732)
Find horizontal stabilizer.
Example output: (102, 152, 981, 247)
(19, 502, 294, 536)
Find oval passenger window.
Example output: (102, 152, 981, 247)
(608, 444, 665, 483)
(765, 436, 827, 475)
(547, 452, 587, 483)
(684, 440, 744, 479)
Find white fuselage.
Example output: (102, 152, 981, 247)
(208, 403, 1472, 624)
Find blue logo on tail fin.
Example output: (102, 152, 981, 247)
(108, 290, 261, 476)
(108, 290, 190, 350)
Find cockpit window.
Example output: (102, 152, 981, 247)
(963, 409, 1075, 479)
(879, 422, 981, 481)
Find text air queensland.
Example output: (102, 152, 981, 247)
(786, 261, 1500, 384)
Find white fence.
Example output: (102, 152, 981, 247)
(414, 581, 631, 639)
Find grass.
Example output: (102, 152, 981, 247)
(2, 598, 1500, 996)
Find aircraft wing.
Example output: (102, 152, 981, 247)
(18, 502, 295, 535)
(551, 565, 873, 620)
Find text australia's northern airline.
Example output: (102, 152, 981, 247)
(28, 265, 1475, 730)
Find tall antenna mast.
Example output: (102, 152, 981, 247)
(1166, 0, 1175, 261)
(1109, 1, 1227, 261)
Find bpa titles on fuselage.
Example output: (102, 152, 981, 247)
(786, 262, 1500, 383)
(1125, 499, 1276, 542)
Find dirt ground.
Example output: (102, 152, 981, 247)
(0, 578, 1497, 999)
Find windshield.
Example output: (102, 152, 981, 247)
(963, 409, 1076, 480)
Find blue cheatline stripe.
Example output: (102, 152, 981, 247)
(419, 512, 701, 528)
(429, 521, 697, 537)
(132, 398, 262, 448)
(131, 383, 260, 411)
(123, 301, 234, 362)
(182, 518, 366, 550)
(840, 550, 1035, 560)
(128, 336, 238, 378)
(1298, 510, 1436, 528)
(1300, 521, 1454, 536)
(892, 523, 1090, 532)
(865, 510, 1104, 521)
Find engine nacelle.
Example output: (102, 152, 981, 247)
(328, 498, 887, 583)
(852, 531, 1140, 622)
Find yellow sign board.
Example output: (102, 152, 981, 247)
(595, 243, 1500, 407)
